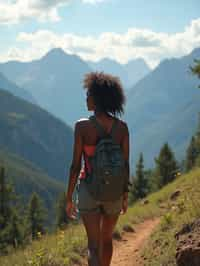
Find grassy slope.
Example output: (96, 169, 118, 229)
(0, 89, 73, 183)
(141, 167, 200, 266)
(0, 167, 200, 266)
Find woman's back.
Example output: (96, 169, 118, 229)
(79, 113, 127, 147)
(79, 113, 128, 180)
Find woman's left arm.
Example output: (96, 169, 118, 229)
(66, 121, 83, 217)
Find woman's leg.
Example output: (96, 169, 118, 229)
(81, 212, 102, 266)
(100, 214, 119, 266)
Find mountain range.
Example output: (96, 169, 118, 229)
(125, 47, 200, 169)
(0, 48, 150, 126)
(88, 57, 150, 89)
(1, 47, 200, 173)
(0, 49, 91, 125)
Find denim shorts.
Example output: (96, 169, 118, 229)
(76, 179, 123, 216)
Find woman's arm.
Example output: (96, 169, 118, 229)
(121, 122, 130, 197)
(120, 121, 130, 214)
(66, 121, 83, 202)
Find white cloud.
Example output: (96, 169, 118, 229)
(0, 0, 70, 24)
(82, 0, 107, 3)
(0, 0, 107, 24)
(1, 18, 200, 68)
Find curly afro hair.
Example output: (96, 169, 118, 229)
(83, 71, 126, 117)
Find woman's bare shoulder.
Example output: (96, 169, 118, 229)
(116, 118, 129, 131)
(74, 117, 91, 129)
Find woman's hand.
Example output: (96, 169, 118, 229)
(120, 193, 128, 215)
(66, 199, 77, 220)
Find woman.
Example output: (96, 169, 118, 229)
(66, 72, 130, 266)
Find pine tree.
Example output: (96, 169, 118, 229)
(132, 153, 148, 200)
(144, 168, 159, 193)
(56, 192, 68, 229)
(0, 166, 23, 252)
(26, 192, 47, 240)
(8, 209, 23, 248)
(185, 136, 198, 171)
(0, 167, 12, 229)
(191, 59, 200, 81)
(194, 112, 200, 157)
(185, 112, 200, 170)
(155, 143, 178, 186)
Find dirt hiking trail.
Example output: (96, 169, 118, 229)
(78, 216, 161, 266)
(111, 217, 161, 266)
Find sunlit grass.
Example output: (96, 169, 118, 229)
(141, 167, 200, 266)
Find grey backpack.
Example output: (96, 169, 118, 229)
(84, 115, 127, 202)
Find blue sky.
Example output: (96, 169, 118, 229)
(0, 0, 200, 67)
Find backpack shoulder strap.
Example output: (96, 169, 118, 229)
(109, 118, 118, 140)
(89, 115, 107, 138)
(89, 115, 118, 140)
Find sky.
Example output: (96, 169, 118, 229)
(0, 0, 200, 68)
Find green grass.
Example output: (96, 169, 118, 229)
(1, 167, 200, 266)
(141, 167, 200, 266)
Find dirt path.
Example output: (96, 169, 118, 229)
(111, 217, 161, 266)
(78, 216, 161, 266)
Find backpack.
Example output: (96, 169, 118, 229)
(84, 115, 127, 202)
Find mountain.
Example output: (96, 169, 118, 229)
(0, 72, 35, 103)
(0, 89, 73, 183)
(125, 47, 200, 169)
(88, 58, 129, 88)
(0, 148, 64, 229)
(125, 58, 151, 88)
(0, 48, 92, 126)
(88, 57, 150, 89)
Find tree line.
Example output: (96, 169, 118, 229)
(128, 130, 200, 204)
(0, 166, 70, 255)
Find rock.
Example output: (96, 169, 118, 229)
(175, 218, 200, 266)
(176, 246, 200, 266)
(141, 199, 149, 204)
(171, 205, 177, 211)
(159, 204, 166, 209)
(170, 190, 181, 200)
(112, 231, 122, 240)
(164, 241, 169, 246)
(123, 224, 135, 233)
(175, 224, 192, 240)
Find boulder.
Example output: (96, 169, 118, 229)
(175, 218, 200, 266)
(141, 199, 149, 205)
(170, 189, 181, 200)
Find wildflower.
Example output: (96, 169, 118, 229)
(37, 231, 42, 238)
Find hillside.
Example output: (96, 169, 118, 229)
(125, 47, 200, 169)
(0, 89, 73, 183)
(0, 48, 92, 125)
(0, 72, 35, 104)
(1, 165, 200, 266)
(0, 148, 64, 229)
